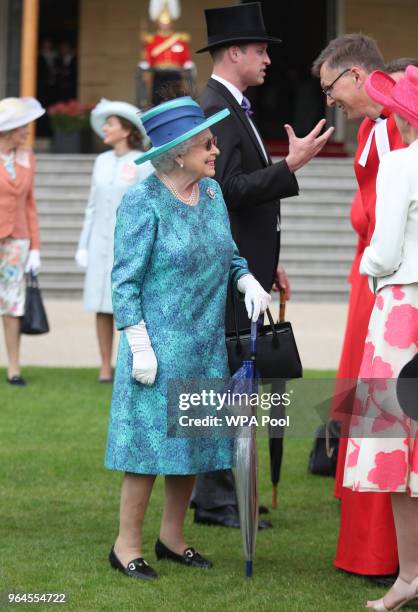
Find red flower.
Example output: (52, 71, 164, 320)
(367, 450, 407, 491)
(384, 304, 418, 349)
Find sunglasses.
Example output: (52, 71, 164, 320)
(202, 135, 218, 151)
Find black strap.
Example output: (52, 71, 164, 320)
(26, 272, 39, 288)
(229, 282, 278, 341)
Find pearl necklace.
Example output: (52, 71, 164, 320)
(159, 173, 199, 206)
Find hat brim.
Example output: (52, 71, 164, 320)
(134, 108, 230, 165)
(1, 108, 45, 131)
(90, 101, 148, 143)
(365, 70, 418, 129)
(365, 71, 397, 109)
(196, 35, 281, 54)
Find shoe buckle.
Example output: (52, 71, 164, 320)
(185, 548, 194, 558)
(128, 562, 136, 571)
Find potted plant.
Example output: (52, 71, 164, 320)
(47, 100, 93, 153)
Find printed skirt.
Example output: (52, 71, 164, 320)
(344, 283, 418, 496)
(0, 238, 30, 316)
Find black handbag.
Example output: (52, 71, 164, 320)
(308, 420, 341, 477)
(225, 287, 302, 380)
(21, 273, 50, 335)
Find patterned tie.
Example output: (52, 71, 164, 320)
(241, 95, 253, 117)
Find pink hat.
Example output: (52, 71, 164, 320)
(365, 64, 418, 129)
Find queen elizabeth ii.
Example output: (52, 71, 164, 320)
(105, 95, 269, 579)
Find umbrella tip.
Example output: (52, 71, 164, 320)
(246, 560, 253, 577)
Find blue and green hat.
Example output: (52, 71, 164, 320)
(134, 96, 230, 165)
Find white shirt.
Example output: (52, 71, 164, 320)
(211, 73, 279, 230)
(211, 73, 269, 163)
(361, 139, 418, 292)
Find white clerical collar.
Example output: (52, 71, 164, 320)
(211, 74, 244, 106)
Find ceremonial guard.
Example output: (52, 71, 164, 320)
(138, 0, 195, 105)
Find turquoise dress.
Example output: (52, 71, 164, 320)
(105, 174, 250, 475)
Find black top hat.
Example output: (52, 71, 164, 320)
(397, 354, 418, 421)
(196, 2, 281, 54)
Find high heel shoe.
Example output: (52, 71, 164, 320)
(367, 576, 418, 610)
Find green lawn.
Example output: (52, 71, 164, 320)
(0, 368, 389, 611)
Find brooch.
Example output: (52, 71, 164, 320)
(206, 187, 215, 199)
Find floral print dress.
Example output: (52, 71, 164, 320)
(344, 284, 418, 495)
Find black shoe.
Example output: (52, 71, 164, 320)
(109, 546, 158, 580)
(7, 375, 26, 386)
(194, 505, 240, 528)
(259, 505, 269, 515)
(155, 539, 213, 569)
(365, 574, 398, 587)
(194, 506, 272, 530)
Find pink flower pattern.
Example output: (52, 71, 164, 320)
(376, 294, 384, 310)
(384, 304, 418, 349)
(344, 284, 418, 495)
(367, 450, 407, 491)
(392, 286, 405, 300)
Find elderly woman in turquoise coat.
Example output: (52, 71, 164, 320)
(105, 96, 270, 580)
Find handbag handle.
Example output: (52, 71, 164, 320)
(229, 282, 279, 343)
(26, 272, 39, 288)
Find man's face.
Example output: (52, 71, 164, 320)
(320, 62, 367, 120)
(236, 43, 271, 87)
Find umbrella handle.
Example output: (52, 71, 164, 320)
(272, 485, 278, 509)
(246, 560, 252, 578)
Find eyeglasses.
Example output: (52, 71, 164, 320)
(201, 135, 218, 151)
(322, 68, 351, 97)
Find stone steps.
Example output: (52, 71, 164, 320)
(34, 154, 358, 301)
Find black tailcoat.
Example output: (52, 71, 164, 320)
(200, 78, 299, 330)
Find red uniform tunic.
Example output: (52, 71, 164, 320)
(145, 33, 191, 69)
(333, 111, 404, 575)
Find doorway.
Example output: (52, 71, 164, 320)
(36, 0, 79, 137)
(243, 0, 336, 145)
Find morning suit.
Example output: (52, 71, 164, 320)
(191, 76, 299, 512)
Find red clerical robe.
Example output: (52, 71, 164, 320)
(333, 111, 404, 575)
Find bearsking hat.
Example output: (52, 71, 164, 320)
(0, 97, 45, 132)
(365, 65, 418, 130)
(134, 96, 230, 165)
(90, 98, 150, 147)
(196, 2, 281, 54)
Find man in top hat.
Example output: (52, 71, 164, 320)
(312, 33, 405, 582)
(190, 1, 334, 529)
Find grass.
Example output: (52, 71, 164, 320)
(0, 368, 389, 611)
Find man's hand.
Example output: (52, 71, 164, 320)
(272, 264, 291, 300)
(284, 119, 334, 173)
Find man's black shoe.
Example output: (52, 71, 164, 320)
(155, 539, 213, 569)
(109, 546, 158, 580)
(194, 505, 272, 530)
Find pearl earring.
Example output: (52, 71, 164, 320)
(179, 161, 184, 168)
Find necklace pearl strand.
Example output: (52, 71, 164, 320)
(158, 172, 199, 206)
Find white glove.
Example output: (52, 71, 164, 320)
(125, 320, 158, 385)
(237, 274, 271, 322)
(75, 248, 88, 269)
(25, 250, 41, 275)
(138, 60, 150, 70)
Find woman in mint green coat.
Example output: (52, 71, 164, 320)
(105, 97, 271, 580)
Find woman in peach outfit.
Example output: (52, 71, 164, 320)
(0, 97, 45, 386)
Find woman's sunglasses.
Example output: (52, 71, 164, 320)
(203, 135, 218, 151)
